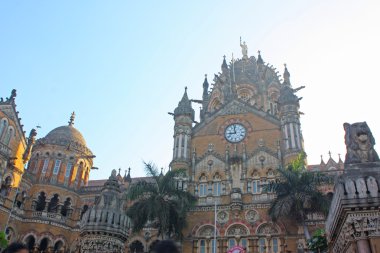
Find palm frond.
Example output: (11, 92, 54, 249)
(126, 180, 158, 201)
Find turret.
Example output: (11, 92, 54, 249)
(80, 169, 129, 253)
(170, 87, 194, 170)
(278, 65, 304, 164)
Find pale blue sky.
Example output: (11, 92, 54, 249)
(1, 1, 379, 179)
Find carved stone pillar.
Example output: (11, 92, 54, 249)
(357, 239, 372, 253)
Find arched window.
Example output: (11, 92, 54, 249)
(35, 192, 47, 211)
(129, 240, 144, 253)
(272, 238, 279, 253)
(65, 162, 73, 178)
(228, 239, 236, 248)
(47, 194, 59, 213)
(5, 227, 15, 242)
(41, 159, 49, 174)
(240, 238, 248, 249)
(3, 127, 13, 145)
(25, 235, 36, 251)
(61, 197, 72, 217)
(259, 238, 266, 253)
(0, 176, 12, 196)
(213, 181, 221, 196)
(54, 240, 64, 252)
(39, 238, 50, 252)
(199, 183, 207, 197)
(80, 205, 89, 220)
(199, 240, 206, 253)
(53, 159, 62, 175)
(252, 180, 260, 193)
(0, 119, 8, 140)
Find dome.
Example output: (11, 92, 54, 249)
(45, 125, 87, 147)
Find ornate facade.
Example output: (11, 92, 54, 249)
(0, 43, 334, 253)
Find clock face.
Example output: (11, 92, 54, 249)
(224, 123, 246, 143)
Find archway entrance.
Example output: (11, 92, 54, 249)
(129, 240, 144, 253)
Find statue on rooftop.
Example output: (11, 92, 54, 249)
(343, 122, 379, 164)
(240, 37, 248, 59)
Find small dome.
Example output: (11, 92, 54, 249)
(45, 125, 87, 146)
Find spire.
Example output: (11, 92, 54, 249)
(124, 167, 131, 182)
(203, 74, 209, 99)
(221, 55, 228, 70)
(159, 167, 164, 177)
(338, 153, 343, 164)
(68, 111, 75, 126)
(257, 50, 264, 64)
(320, 155, 325, 165)
(283, 64, 291, 86)
(173, 87, 195, 121)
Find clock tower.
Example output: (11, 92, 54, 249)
(170, 42, 306, 253)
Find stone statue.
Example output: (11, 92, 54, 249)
(240, 37, 248, 59)
(343, 122, 379, 164)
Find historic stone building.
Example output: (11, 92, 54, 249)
(0, 43, 334, 253)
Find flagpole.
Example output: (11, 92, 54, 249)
(214, 200, 217, 253)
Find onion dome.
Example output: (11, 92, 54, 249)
(174, 87, 195, 121)
(37, 112, 92, 155)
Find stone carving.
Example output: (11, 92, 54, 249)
(257, 223, 279, 235)
(355, 178, 367, 198)
(343, 122, 379, 164)
(227, 224, 248, 236)
(367, 176, 378, 197)
(240, 37, 248, 59)
(245, 210, 259, 223)
(198, 226, 214, 237)
(217, 210, 229, 224)
(344, 179, 356, 197)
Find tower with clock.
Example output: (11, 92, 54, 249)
(170, 42, 305, 253)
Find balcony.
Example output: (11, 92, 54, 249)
(32, 211, 67, 223)
(0, 141, 11, 157)
(252, 193, 276, 203)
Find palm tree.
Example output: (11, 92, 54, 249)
(264, 153, 332, 239)
(126, 162, 196, 239)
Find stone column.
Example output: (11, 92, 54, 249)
(357, 239, 372, 253)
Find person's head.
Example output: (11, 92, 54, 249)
(153, 240, 180, 253)
(2, 242, 28, 253)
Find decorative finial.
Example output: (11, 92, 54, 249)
(328, 151, 332, 158)
(283, 63, 290, 85)
(320, 155, 325, 164)
(185, 86, 187, 92)
(257, 50, 263, 64)
(68, 111, 75, 126)
(118, 168, 121, 175)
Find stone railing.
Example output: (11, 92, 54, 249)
(32, 211, 67, 222)
(252, 193, 275, 202)
(198, 196, 221, 206)
(0, 141, 11, 157)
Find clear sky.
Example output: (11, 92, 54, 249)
(1, 1, 379, 179)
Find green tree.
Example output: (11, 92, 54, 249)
(264, 153, 332, 239)
(307, 228, 328, 253)
(0, 231, 8, 250)
(126, 163, 196, 239)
